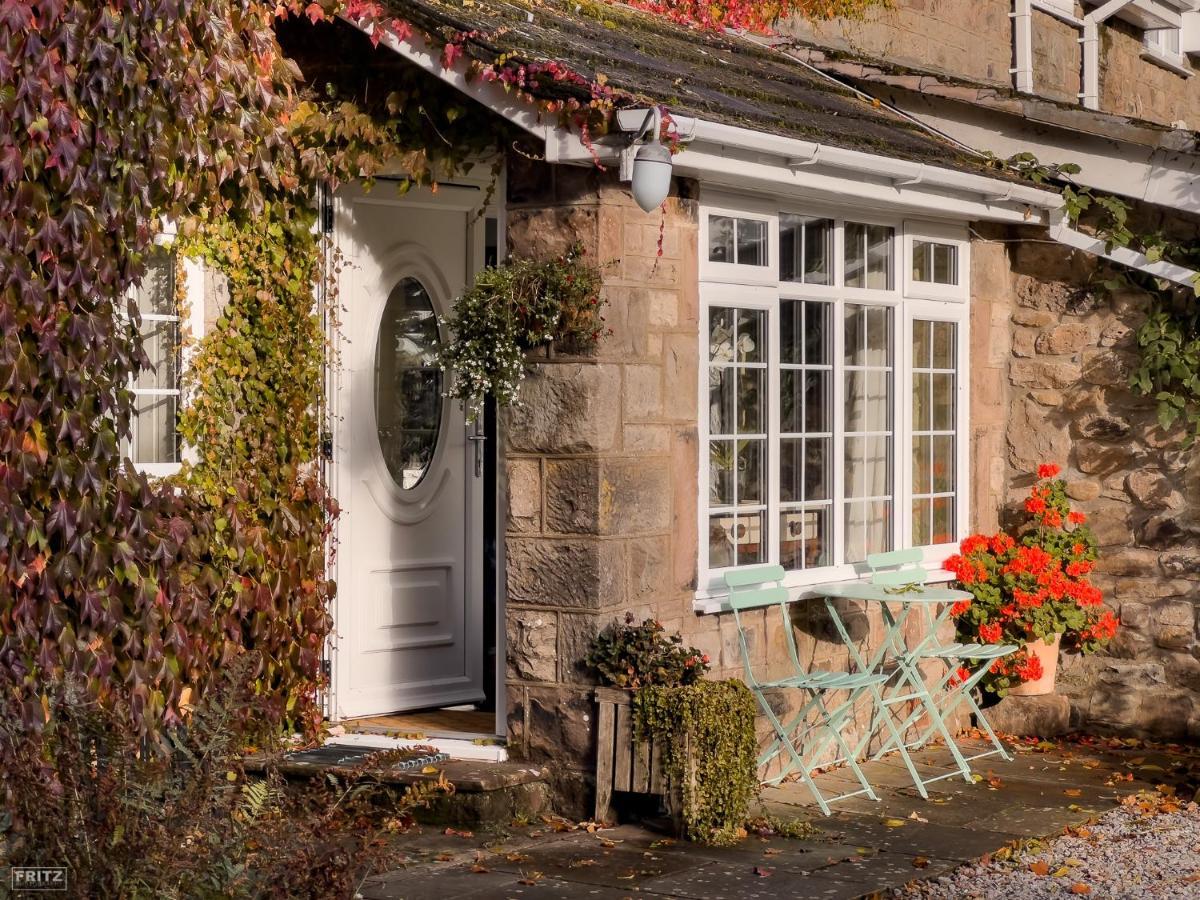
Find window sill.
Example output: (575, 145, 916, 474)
(693, 566, 955, 614)
(1141, 48, 1193, 77)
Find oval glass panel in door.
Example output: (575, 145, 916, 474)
(374, 277, 442, 490)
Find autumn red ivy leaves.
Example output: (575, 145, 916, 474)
(945, 465, 1117, 695)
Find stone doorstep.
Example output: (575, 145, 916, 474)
(244, 747, 552, 828)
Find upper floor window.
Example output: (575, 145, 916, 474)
(1146, 25, 1182, 55)
(699, 202, 969, 600)
(129, 249, 182, 474)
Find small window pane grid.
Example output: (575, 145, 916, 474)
(708, 215, 768, 266)
(708, 306, 768, 568)
(843, 303, 894, 564)
(129, 251, 181, 466)
(702, 212, 966, 582)
(779, 299, 832, 570)
(911, 320, 958, 547)
(912, 239, 959, 286)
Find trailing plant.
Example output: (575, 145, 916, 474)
(946, 464, 1117, 696)
(634, 680, 758, 845)
(0, 659, 451, 899)
(586, 613, 710, 689)
(623, 0, 890, 33)
(993, 152, 1200, 445)
(437, 242, 607, 422)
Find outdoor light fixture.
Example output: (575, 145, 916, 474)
(626, 106, 673, 213)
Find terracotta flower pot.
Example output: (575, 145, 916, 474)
(1009, 634, 1062, 696)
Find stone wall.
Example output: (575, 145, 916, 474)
(501, 157, 703, 813)
(979, 222, 1200, 740)
(781, 0, 1200, 129)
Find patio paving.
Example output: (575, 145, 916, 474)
(359, 736, 1198, 900)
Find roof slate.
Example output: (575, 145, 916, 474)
(382, 0, 997, 173)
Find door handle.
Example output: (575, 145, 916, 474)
(467, 428, 486, 478)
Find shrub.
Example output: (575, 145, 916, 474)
(0, 660, 448, 899)
(946, 464, 1117, 695)
(585, 613, 710, 689)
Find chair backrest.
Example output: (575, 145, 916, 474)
(865, 548, 928, 586)
(723, 565, 799, 686)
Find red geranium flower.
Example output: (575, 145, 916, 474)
(1068, 511, 1086, 525)
(979, 622, 1003, 643)
(1038, 463, 1061, 479)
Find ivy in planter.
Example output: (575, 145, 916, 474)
(437, 243, 606, 422)
(634, 681, 758, 846)
(586, 616, 757, 846)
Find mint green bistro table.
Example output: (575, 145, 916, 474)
(817, 567, 1017, 799)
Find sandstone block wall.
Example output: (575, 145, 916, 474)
(781, 0, 1200, 129)
(981, 224, 1200, 740)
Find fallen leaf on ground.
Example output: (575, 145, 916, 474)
(883, 818, 907, 828)
(444, 828, 473, 838)
(1064, 789, 1082, 797)
(1070, 883, 1091, 894)
(470, 864, 489, 874)
(1029, 860, 1051, 876)
(912, 856, 929, 869)
(504, 852, 531, 863)
(568, 858, 597, 868)
(908, 811, 929, 823)
(754, 866, 774, 877)
(518, 872, 544, 886)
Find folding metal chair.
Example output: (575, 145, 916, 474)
(864, 550, 1018, 769)
(725, 565, 888, 816)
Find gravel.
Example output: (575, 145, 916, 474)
(900, 798, 1200, 899)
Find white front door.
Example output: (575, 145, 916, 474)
(331, 181, 485, 718)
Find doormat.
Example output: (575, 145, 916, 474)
(282, 743, 450, 771)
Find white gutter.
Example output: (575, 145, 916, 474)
(1048, 208, 1199, 290)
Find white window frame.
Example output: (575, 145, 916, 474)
(903, 221, 971, 303)
(696, 203, 971, 610)
(126, 227, 204, 478)
(1143, 23, 1193, 73)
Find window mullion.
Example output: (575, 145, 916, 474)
(832, 297, 846, 570)
(767, 303, 780, 569)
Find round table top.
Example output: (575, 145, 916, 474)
(816, 582, 972, 604)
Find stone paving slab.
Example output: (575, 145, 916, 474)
(359, 737, 1184, 900)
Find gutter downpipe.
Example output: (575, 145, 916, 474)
(1048, 208, 1199, 291)
(1011, 0, 1036, 94)
(1081, 0, 1138, 109)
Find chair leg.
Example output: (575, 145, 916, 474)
(816, 693, 879, 803)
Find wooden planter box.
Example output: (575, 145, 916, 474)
(593, 687, 673, 823)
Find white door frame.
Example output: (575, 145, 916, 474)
(323, 162, 506, 732)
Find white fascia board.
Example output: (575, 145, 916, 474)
(1049, 209, 1199, 289)
(895, 98, 1200, 215)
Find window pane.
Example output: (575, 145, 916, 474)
(135, 319, 179, 390)
(780, 300, 802, 365)
(845, 369, 889, 433)
(780, 438, 804, 504)
(931, 496, 954, 545)
(932, 321, 955, 369)
(845, 222, 866, 289)
(737, 309, 764, 362)
(912, 240, 932, 283)
(132, 393, 177, 464)
(805, 438, 829, 501)
(932, 373, 955, 431)
(912, 318, 931, 368)
(912, 499, 931, 547)
(709, 307, 734, 362)
(912, 435, 931, 494)
(804, 371, 830, 433)
(913, 372, 931, 432)
(804, 301, 829, 365)
(780, 216, 832, 284)
(805, 219, 833, 284)
(709, 215, 735, 263)
(134, 251, 176, 316)
(737, 219, 767, 266)
(779, 508, 829, 570)
(709, 441, 733, 505)
(709, 367, 734, 434)
(933, 244, 957, 284)
(781, 370, 802, 434)
(738, 368, 764, 433)
(865, 306, 891, 366)
(737, 439, 764, 506)
(932, 434, 955, 493)
(709, 515, 735, 568)
(866, 225, 894, 290)
(844, 499, 891, 564)
(844, 435, 891, 500)
(734, 511, 766, 565)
